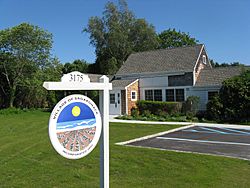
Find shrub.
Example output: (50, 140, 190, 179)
(206, 94, 223, 121)
(0, 107, 29, 115)
(141, 110, 152, 117)
(183, 96, 200, 115)
(137, 100, 182, 116)
(206, 70, 250, 122)
(196, 111, 206, 121)
(219, 70, 250, 122)
(131, 107, 139, 117)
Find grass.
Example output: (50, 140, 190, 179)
(0, 110, 250, 187)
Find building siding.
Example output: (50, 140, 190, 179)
(126, 80, 139, 115)
(195, 48, 211, 81)
(186, 87, 220, 111)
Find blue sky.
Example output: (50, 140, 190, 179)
(1, 0, 250, 65)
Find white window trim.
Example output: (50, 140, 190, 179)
(166, 88, 186, 102)
(143, 86, 189, 101)
(131, 90, 137, 101)
(202, 55, 207, 64)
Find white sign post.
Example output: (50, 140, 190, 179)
(43, 71, 112, 188)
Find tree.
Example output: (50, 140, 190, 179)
(0, 23, 53, 108)
(206, 70, 250, 122)
(83, 0, 159, 74)
(62, 59, 89, 74)
(158, 29, 198, 49)
(210, 59, 242, 67)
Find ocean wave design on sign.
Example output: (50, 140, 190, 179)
(56, 118, 96, 131)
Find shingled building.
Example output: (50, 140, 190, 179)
(109, 44, 243, 115)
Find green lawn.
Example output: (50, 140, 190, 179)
(0, 111, 250, 187)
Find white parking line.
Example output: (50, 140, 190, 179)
(156, 137, 250, 146)
(218, 127, 250, 135)
(116, 124, 195, 145)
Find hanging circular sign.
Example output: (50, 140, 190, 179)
(48, 94, 102, 159)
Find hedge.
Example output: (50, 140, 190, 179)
(136, 100, 182, 116)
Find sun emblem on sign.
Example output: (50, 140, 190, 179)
(72, 106, 81, 117)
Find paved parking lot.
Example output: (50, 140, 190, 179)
(118, 125, 250, 160)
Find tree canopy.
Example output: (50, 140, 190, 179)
(62, 59, 89, 74)
(209, 59, 242, 67)
(83, 0, 159, 74)
(207, 69, 250, 122)
(0, 23, 60, 108)
(158, 29, 198, 49)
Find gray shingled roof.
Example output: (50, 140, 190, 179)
(88, 74, 103, 82)
(195, 66, 244, 87)
(111, 79, 137, 88)
(88, 74, 113, 82)
(116, 44, 203, 75)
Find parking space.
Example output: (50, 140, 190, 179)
(120, 125, 250, 160)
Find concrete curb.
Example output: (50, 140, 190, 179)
(110, 118, 192, 125)
(110, 118, 250, 129)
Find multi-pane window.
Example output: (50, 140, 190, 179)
(176, 89, 185, 101)
(154, 90, 162, 101)
(145, 90, 153, 101)
(131, 91, 137, 101)
(145, 89, 163, 101)
(166, 89, 185, 102)
(208, 91, 218, 100)
(166, 89, 175, 101)
(110, 94, 115, 104)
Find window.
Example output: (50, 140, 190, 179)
(166, 89, 175, 101)
(131, 91, 137, 101)
(145, 90, 153, 101)
(208, 91, 218, 100)
(145, 89, 163, 101)
(202, 55, 206, 64)
(110, 94, 115, 104)
(154, 90, 162, 101)
(176, 89, 185, 101)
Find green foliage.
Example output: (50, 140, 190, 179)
(0, 23, 53, 108)
(183, 96, 200, 115)
(220, 70, 250, 121)
(83, 0, 159, 74)
(206, 95, 223, 121)
(158, 28, 198, 49)
(210, 59, 243, 67)
(206, 70, 250, 122)
(137, 100, 182, 116)
(130, 107, 139, 117)
(116, 113, 194, 122)
(62, 59, 89, 74)
(0, 107, 28, 115)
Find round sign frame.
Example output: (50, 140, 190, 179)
(48, 94, 102, 159)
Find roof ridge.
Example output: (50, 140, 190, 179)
(130, 44, 204, 56)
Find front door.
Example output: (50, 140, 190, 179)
(109, 90, 121, 115)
